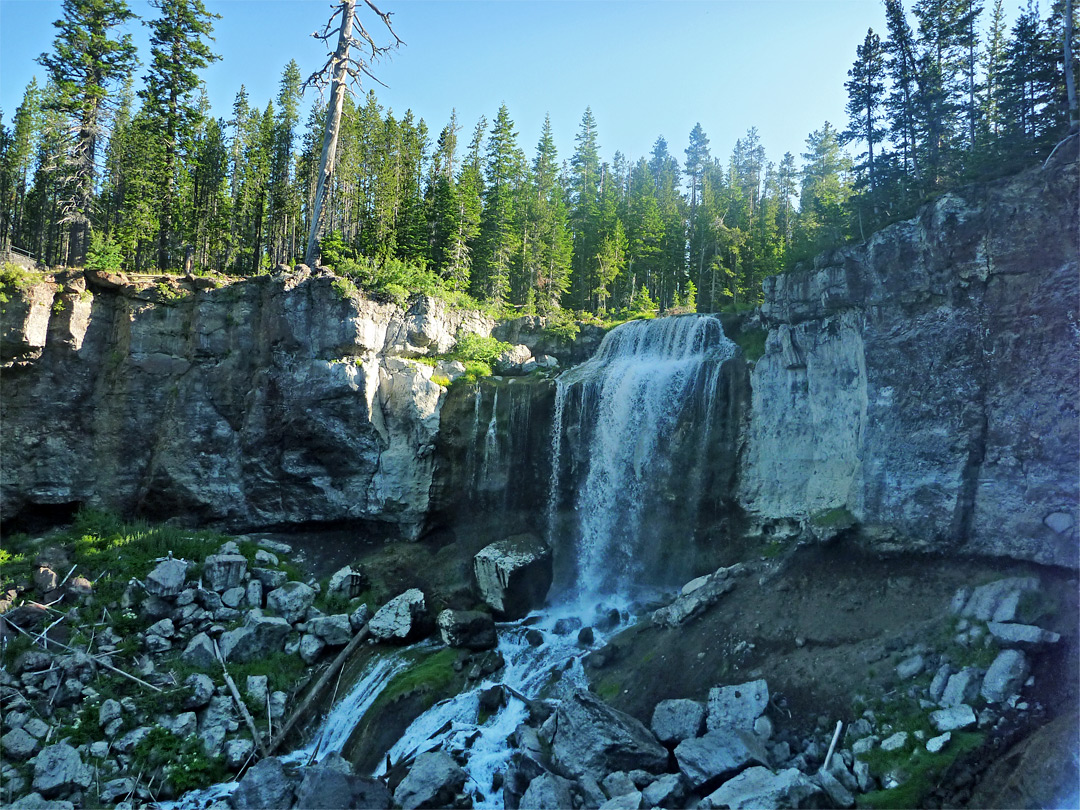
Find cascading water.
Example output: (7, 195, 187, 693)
(549, 314, 737, 597)
(170, 315, 738, 810)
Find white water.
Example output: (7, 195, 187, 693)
(551, 315, 736, 597)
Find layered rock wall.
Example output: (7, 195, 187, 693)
(1, 268, 493, 537)
(739, 155, 1079, 567)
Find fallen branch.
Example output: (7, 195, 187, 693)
(213, 639, 270, 760)
(821, 719, 843, 773)
(58, 564, 78, 588)
(267, 624, 369, 755)
(4, 620, 163, 693)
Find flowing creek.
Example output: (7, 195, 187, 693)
(168, 314, 736, 809)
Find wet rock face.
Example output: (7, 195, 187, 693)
(741, 159, 1079, 567)
(473, 535, 553, 620)
(0, 272, 493, 537)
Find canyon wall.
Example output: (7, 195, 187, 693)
(739, 151, 1079, 567)
(1, 268, 492, 538)
(2, 153, 1076, 569)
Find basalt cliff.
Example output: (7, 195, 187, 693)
(2, 153, 1077, 570)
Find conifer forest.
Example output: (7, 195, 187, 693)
(0, 0, 1076, 317)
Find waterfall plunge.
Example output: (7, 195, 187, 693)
(548, 314, 736, 600)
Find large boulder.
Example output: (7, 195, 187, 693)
(265, 581, 316, 624)
(219, 612, 291, 663)
(651, 699, 706, 744)
(987, 621, 1062, 649)
(203, 553, 247, 591)
(293, 762, 391, 809)
(707, 679, 770, 732)
(981, 649, 1030, 703)
(955, 577, 1040, 622)
(674, 729, 770, 791)
(326, 565, 368, 601)
(232, 756, 295, 809)
(652, 565, 741, 628)
(143, 558, 188, 598)
(393, 751, 467, 810)
(551, 690, 668, 780)
(31, 743, 91, 798)
(436, 609, 497, 650)
(700, 766, 822, 809)
(369, 589, 428, 642)
(519, 772, 576, 810)
(473, 534, 553, 619)
(307, 614, 353, 646)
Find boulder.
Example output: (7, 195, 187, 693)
(2, 727, 40, 760)
(641, 773, 687, 808)
(436, 609, 497, 650)
(225, 738, 255, 770)
(203, 554, 247, 591)
(927, 732, 952, 753)
(896, 654, 925, 679)
(941, 667, 983, 707)
(706, 679, 769, 732)
(699, 767, 821, 810)
(197, 695, 234, 755)
(551, 690, 668, 779)
(958, 577, 1040, 622)
(519, 772, 575, 809)
(881, 732, 909, 752)
(369, 589, 428, 642)
(981, 649, 1030, 703)
(326, 566, 368, 601)
(393, 751, 467, 810)
(246, 675, 269, 708)
(294, 765, 392, 809)
(143, 558, 188, 598)
(987, 621, 1061, 649)
(219, 612, 291, 663)
(31, 743, 91, 798)
(9, 794, 75, 810)
(930, 704, 977, 732)
(180, 631, 218, 669)
(813, 768, 856, 809)
(246, 579, 264, 608)
(222, 586, 246, 608)
(232, 757, 295, 809)
(473, 534, 553, 619)
(266, 581, 316, 624)
(308, 614, 353, 646)
(651, 699, 706, 744)
(182, 673, 215, 709)
(600, 791, 643, 809)
(299, 633, 327, 663)
(674, 729, 770, 791)
(495, 343, 533, 373)
(99, 777, 136, 803)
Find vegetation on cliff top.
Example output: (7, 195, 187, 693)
(1, 0, 1073, 317)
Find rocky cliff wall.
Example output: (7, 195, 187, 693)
(1, 267, 493, 538)
(739, 152, 1079, 567)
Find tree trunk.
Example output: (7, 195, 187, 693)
(305, 0, 357, 267)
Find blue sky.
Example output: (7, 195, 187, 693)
(1, 0, 891, 171)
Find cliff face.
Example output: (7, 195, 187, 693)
(739, 154, 1079, 567)
(3, 157, 1075, 570)
(1, 268, 492, 538)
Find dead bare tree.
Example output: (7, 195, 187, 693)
(303, 0, 402, 267)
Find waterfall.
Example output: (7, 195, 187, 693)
(549, 314, 736, 598)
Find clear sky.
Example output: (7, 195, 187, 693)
(0, 0, 891, 172)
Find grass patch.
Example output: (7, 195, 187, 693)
(733, 327, 767, 362)
(594, 677, 622, 701)
(761, 540, 785, 559)
(430, 374, 451, 387)
(856, 731, 984, 809)
(362, 647, 462, 720)
(133, 727, 228, 793)
(228, 651, 310, 697)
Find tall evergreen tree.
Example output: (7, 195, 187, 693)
(141, 0, 220, 269)
(474, 103, 522, 303)
(568, 107, 601, 310)
(37, 0, 137, 264)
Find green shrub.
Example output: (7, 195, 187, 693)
(0, 262, 44, 307)
(450, 333, 511, 366)
(810, 506, 854, 527)
(86, 232, 123, 272)
(430, 374, 451, 387)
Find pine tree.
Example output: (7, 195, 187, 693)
(568, 107, 601, 310)
(141, 0, 220, 270)
(268, 60, 303, 264)
(0, 80, 43, 253)
(794, 122, 852, 260)
(37, 0, 138, 265)
(474, 103, 522, 304)
(522, 115, 571, 312)
(428, 111, 461, 278)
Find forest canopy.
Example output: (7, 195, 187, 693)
(0, 0, 1076, 317)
